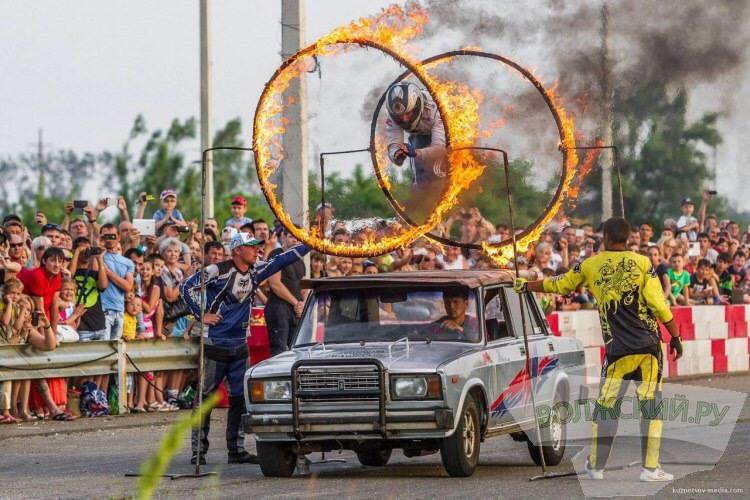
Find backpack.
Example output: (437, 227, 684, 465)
(79, 381, 109, 417)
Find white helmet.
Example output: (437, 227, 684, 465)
(386, 82, 424, 132)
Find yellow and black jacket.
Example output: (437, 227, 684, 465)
(543, 251, 673, 360)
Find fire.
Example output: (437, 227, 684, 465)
(253, 6, 587, 263)
(567, 139, 605, 205)
(254, 4, 488, 257)
(483, 80, 579, 265)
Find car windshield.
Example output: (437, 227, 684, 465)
(294, 285, 480, 346)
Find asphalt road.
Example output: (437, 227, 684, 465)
(1, 373, 748, 499)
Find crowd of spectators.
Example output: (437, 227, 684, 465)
(0, 187, 748, 424)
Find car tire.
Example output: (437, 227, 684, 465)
(527, 390, 567, 467)
(440, 393, 480, 477)
(257, 441, 297, 477)
(356, 448, 392, 466)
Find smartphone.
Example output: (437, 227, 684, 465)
(73, 200, 87, 215)
(575, 229, 584, 237)
(707, 190, 717, 195)
(31, 311, 41, 327)
(176, 226, 191, 234)
(140, 193, 155, 202)
(106, 197, 118, 207)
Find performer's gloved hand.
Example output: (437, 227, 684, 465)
(393, 144, 408, 165)
(669, 336, 683, 360)
(513, 277, 527, 293)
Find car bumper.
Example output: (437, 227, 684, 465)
(243, 407, 454, 441)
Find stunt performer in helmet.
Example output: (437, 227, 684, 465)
(385, 82, 447, 186)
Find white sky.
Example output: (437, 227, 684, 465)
(1, 0, 748, 211)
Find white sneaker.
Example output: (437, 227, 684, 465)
(584, 458, 604, 480)
(640, 467, 674, 482)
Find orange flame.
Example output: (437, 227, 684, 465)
(253, 7, 585, 263)
(255, 4, 489, 257)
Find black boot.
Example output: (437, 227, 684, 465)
(227, 395, 256, 464)
(228, 451, 258, 464)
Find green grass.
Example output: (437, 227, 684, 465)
(136, 393, 221, 499)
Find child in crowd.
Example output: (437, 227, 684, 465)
(153, 189, 186, 236)
(0, 279, 25, 423)
(130, 260, 160, 413)
(58, 277, 85, 331)
(666, 253, 691, 305)
(225, 196, 253, 228)
(715, 253, 734, 302)
(122, 296, 143, 410)
(689, 259, 721, 305)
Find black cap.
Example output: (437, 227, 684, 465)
(2, 214, 21, 225)
(681, 197, 694, 206)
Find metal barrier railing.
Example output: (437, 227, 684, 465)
(0, 338, 199, 414)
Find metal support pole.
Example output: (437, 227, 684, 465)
(117, 339, 128, 415)
(499, 149, 548, 477)
(200, 0, 214, 217)
(600, 2, 614, 222)
(280, 0, 308, 226)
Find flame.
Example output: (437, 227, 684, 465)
(567, 138, 605, 204)
(253, 7, 587, 263)
(255, 4, 488, 257)
(483, 80, 579, 266)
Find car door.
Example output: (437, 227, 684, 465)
(485, 286, 534, 428)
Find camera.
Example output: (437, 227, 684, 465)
(73, 200, 87, 215)
(707, 190, 717, 195)
(31, 311, 42, 327)
(88, 246, 103, 256)
(102, 233, 118, 241)
(176, 226, 191, 233)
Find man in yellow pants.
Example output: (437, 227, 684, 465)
(515, 217, 683, 481)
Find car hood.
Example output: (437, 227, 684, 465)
(249, 342, 480, 378)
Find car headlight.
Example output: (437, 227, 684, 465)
(391, 375, 442, 400)
(250, 379, 291, 402)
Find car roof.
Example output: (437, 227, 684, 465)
(302, 269, 539, 290)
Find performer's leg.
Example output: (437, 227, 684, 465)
(590, 356, 637, 470)
(635, 353, 664, 470)
(191, 356, 225, 456)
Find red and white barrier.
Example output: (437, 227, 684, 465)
(547, 305, 750, 379)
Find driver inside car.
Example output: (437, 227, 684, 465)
(433, 289, 478, 341)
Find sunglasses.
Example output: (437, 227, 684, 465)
(35, 245, 47, 251)
(9, 242, 23, 248)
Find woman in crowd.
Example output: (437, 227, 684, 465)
(157, 238, 188, 411)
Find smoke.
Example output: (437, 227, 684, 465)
(420, 0, 750, 119)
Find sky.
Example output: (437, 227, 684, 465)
(1, 0, 748, 211)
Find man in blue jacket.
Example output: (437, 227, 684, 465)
(181, 232, 309, 465)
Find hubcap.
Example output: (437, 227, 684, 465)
(550, 409, 562, 451)
(463, 410, 475, 457)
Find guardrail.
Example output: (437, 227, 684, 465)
(0, 338, 199, 414)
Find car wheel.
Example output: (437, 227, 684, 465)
(440, 393, 480, 477)
(356, 448, 392, 466)
(527, 390, 567, 467)
(257, 441, 297, 477)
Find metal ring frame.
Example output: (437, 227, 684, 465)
(370, 48, 572, 250)
(253, 38, 456, 257)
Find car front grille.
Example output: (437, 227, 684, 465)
(295, 364, 381, 401)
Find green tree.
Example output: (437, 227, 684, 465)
(579, 84, 728, 226)
(0, 149, 97, 232)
